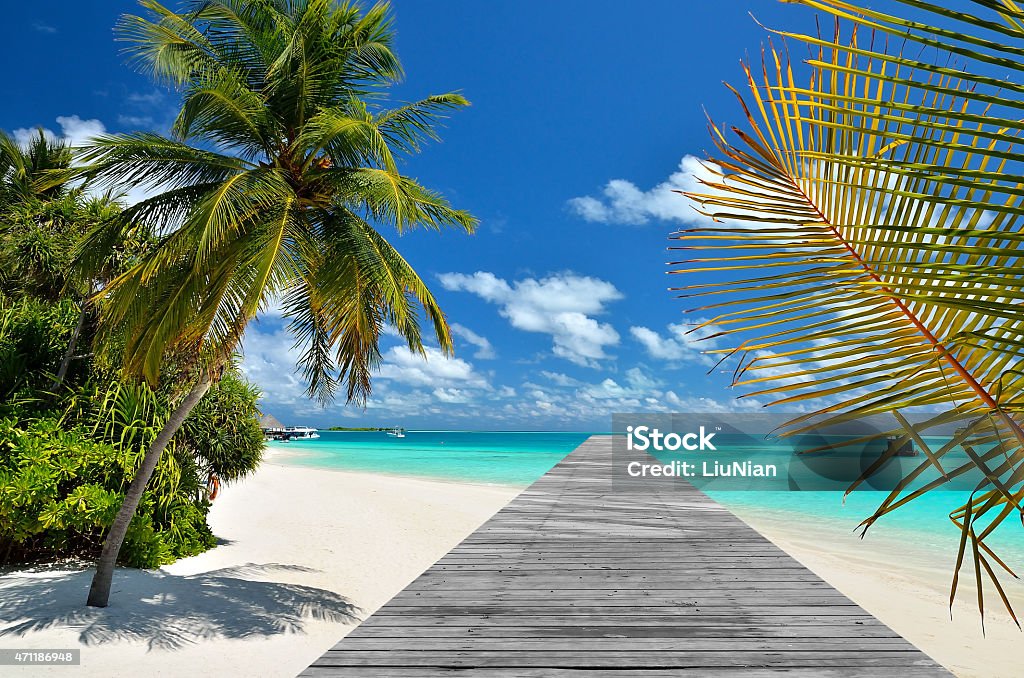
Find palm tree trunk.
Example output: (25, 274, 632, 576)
(52, 291, 91, 390)
(86, 376, 213, 608)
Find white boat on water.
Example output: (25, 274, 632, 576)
(386, 427, 406, 438)
(283, 426, 320, 440)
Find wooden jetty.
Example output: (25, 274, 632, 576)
(302, 435, 949, 676)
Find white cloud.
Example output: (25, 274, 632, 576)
(630, 319, 720, 365)
(55, 115, 106, 146)
(12, 115, 163, 206)
(439, 271, 623, 367)
(519, 368, 764, 421)
(238, 328, 308, 406)
(624, 367, 662, 390)
(568, 156, 718, 225)
(239, 325, 501, 419)
(375, 345, 490, 390)
(540, 371, 582, 387)
(432, 387, 474, 404)
(13, 115, 105, 149)
(451, 323, 495, 359)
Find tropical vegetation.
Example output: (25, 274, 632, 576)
(77, 0, 474, 607)
(0, 134, 263, 569)
(683, 0, 1024, 622)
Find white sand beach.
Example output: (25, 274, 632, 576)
(0, 462, 519, 677)
(3, 457, 1020, 677)
(729, 506, 1024, 678)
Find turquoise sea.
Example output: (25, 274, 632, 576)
(270, 430, 1024, 563)
(267, 430, 592, 486)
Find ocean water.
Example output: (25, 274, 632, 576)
(267, 430, 592, 486)
(707, 489, 1024, 566)
(269, 430, 1024, 563)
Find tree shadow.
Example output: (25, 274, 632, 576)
(0, 563, 361, 651)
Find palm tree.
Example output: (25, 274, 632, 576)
(0, 129, 75, 205)
(80, 0, 475, 607)
(682, 0, 1024, 621)
(0, 131, 105, 387)
(0, 129, 76, 297)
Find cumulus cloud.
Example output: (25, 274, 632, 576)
(12, 115, 165, 206)
(540, 371, 582, 387)
(14, 115, 106, 149)
(238, 328, 308, 406)
(629, 319, 721, 365)
(568, 155, 719, 225)
(519, 367, 764, 421)
(432, 387, 475, 404)
(623, 367, 663, 390)
(439, 271, 623, 367)
(375, 345, 490, 390)
(451, 323, 496, 359)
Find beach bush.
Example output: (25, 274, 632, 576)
(0, 417, 216, 567)
(181, 371, 264, 483)
(0, 190, 263, 568)
(0, 365, 264, 567)
(0, 296, 82, 413)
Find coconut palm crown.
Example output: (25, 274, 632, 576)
(81, 0, 476, 404)
(80, 0, 474, 608)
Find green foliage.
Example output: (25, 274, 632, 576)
(82, 0, 475, 403)
(0, 128, 74, 206)
(0, 417, 215, 567)
(0, 184, 262, 569)
(0, 295, 81, 411)
(182, 371, 264, 482)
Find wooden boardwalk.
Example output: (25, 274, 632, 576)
(301, 436, 949, 676)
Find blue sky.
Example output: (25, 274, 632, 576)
(3, 1, 856, 429)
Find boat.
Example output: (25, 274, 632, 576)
(282, 426, 320, 440)
(386, 427, 406, 438)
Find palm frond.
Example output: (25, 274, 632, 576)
(88, 0, 472, 410)
(684, 2, 1024, 617)
(324, 167, 478, 233)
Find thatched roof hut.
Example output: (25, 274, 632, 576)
(259, 412, 284, 431)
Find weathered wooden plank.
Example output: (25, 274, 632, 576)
(348, 624, 902, 638)
(354, 614, 890, 627)
(368, 604, 870, 616)
(329, 638, 919, 651)
(302, 669, 946, 678)
(301, 436, 949, 677)
(381, 594, 858, 605)
(307, 651, 940, 668)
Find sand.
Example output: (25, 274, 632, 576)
(3, 457, 1020, 677)
(0, 462, 519, 677)
(727, 505, 1024, 678)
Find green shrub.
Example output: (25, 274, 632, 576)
(0, 184, 262, 570)
(0, 417, 217, 568)
(182, 371, 264, 482)
(0, 296, 82, 413)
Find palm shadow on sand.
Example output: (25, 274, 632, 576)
(0, 563, 361, 650)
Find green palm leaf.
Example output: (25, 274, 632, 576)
(83, 0, 474, 402)
(684, 0, 1024, 618)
